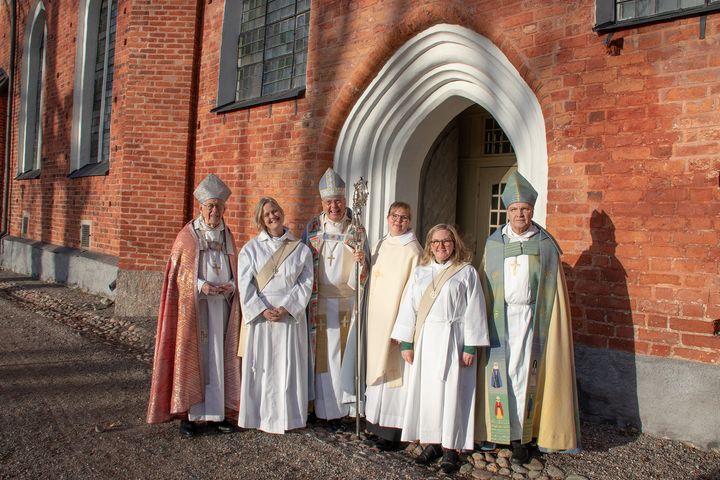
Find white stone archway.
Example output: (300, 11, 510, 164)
(334, 24, 547, 243)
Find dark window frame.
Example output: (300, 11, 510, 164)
(595, 0, 720, 33)
(215, 0, 309, 113)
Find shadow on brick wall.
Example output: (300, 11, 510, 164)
(566, 210, 641, 449)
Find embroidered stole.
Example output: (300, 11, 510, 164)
(484, 230, 559, 444)
(412, 262, 469, 347)
(237, 239, 301, 357)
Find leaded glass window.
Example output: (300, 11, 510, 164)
(236, 0, 310, 102)
(483, 117, 514, 155)
(488, 182, 508, 235)
(597, 0, 720, 32)
(90, 0, 117, 165)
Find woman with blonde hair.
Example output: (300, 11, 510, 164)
(237, 197, 314, 433)
(391, 224, 489, 473)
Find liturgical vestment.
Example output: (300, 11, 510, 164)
(392, 261, 489, 450)
(237, 229, 314, 433)
(476, 222, 580, 452)
(364, 230, 422, 435)
(147, 218, 241, 424)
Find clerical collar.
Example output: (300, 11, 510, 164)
(260, 229, 292, 242)
(321, 212, 348, 230)
(387, 229, 416, 246)
(194, 216, 225, 232)
(431, 258, 452, 269)
(503, 223, 538, 241)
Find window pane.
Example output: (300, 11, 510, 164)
(616, 0, 706, 21)
(483, 117, 514, 156)
(236, 0, 310, 102)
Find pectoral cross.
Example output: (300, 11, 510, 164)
(327, 252, 336, 266)
(510, 256, 521, 275)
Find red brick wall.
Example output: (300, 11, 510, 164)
(2, 0, 717, 363)
(112, 0, 199, 271)
(192, 0, 719, 364)
(4, 0, 121, 255)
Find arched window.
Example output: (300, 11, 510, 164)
(69, 0, 118, 177)
(16, 1, 46, 179)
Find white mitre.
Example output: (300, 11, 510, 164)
(193, 174, 231, 203)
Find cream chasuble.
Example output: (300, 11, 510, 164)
(189, 217, 234, 422)
(364, 230, 422, 429)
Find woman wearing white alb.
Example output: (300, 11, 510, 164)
(237, 197, 314, 434)
(391, 224, 489, 473)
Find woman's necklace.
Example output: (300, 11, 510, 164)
(270, 241, 288, 275)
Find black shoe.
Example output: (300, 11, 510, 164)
(440, 449, 460, 474)
(179, 420, 196, 438)
(375, 438, 399, 452)
(511, 441, 529, 465)
(328, 419, 346, 432)
(214, 420, 235, 434)
(415, 444, 442, 465)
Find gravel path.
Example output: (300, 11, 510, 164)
(1, 268, 718, 480)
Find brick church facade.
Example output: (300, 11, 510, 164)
(1, 0, 718, 448)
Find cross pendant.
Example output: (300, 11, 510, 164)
(510, 256, 520, 275)
(327, 253, 336, 266)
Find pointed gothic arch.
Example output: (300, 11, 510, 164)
(334, 24, 547, 242)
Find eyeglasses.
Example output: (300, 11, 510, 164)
(202, 202, 224, 211)
(390, 214, 410, 222)
(430, 239, 454, 246)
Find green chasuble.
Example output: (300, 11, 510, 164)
(475, 223, 581, 453)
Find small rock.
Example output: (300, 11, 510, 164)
(512, 474, 524, 480)
(498, 467, 511, 476)
(487, 463, 499, 473)
(471, 470, 493, 479)
(460, 464, 474, 474)
(497, 457, 510, 468)
(497, 448, 513, 459)
(485, 452, 497, 462)
(525, 458, 544, 471)
(545, 465, 564, 478)
(565, 475, 588, 480)
(474, 460, 487, 469)
(472, 452, 485, 462)
(527, 471, 541, 479)
(511, 464, 528, 474)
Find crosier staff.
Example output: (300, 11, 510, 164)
(351, 177, 368, 436)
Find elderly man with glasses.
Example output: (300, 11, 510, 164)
(301, 168, 368, 430)
(147, 174, 241, 438)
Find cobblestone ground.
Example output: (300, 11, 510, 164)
(1, 268, 718, 480)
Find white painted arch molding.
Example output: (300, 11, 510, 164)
(334, 23, 548, 243)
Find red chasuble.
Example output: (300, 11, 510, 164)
(147, 222, 241, 424)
